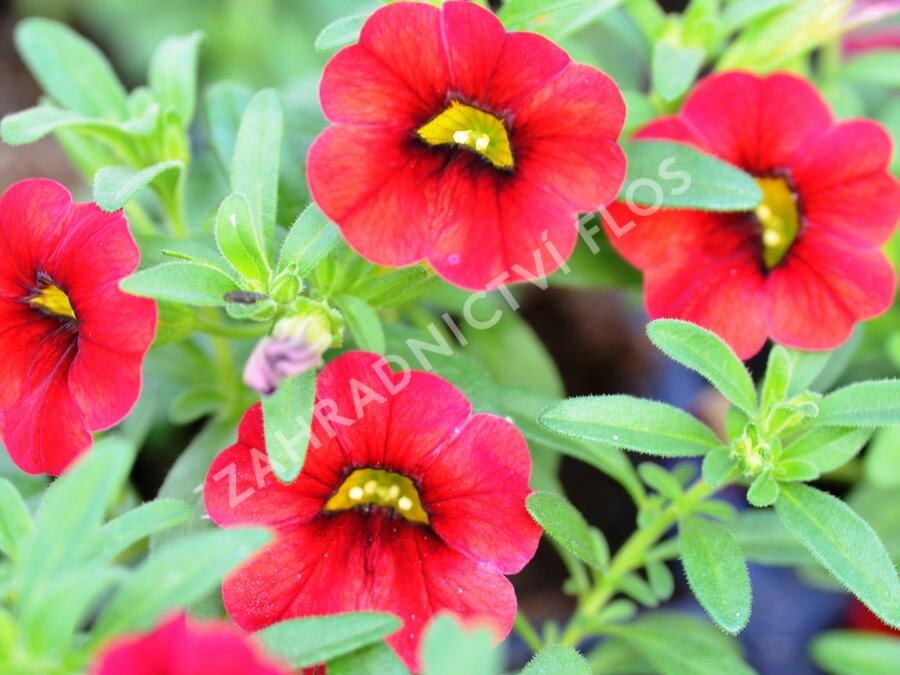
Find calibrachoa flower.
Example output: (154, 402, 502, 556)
(205, 351, 541, 671)
(90, 613, 289, 675)
(0, 179, 156, 474)
(603, 72, 900, 359)
(307, 0, 626, 290)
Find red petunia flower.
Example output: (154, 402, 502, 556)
(307, 0, 626, 291)
(603, 72, 900, 359)
(90, 613, 289, 675)
(0, 179, 156, 474)
(204, 351, 541, 671)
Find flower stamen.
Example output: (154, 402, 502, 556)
(28, 280, 76, 320)
(754, 177, 800, 269)
(325, 468, 429, 524)
(418, 101, 514, 170)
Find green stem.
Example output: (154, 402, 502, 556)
(195, 313, 270, 339)
(559, 478, 718, 647)
(514, 611, 544, 653)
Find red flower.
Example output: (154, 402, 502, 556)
(0, 179, 156, 474)
(90, 613, 289, 675)
(204, 351, 541, 671)
(603, 72, 900, 358)
(307, 0, 626, 291)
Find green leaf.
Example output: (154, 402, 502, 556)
(328, 642, 408, 675)
(638, 463, 683, 500)
(315, 12, 371, 51)
(278, 203, 342, 277)
(865, 426, 900, 489)
(121, 261, 239, 307)
(205, 81, 252, 170)
(0, 478, 32, 562)
(775, 482, 900, 628)
(842, 50, 900, 88)
(540, 395, 721, 457)
(522, 645, 591, 675)
(20, 565, 124, 657)
(0, 105, 131, 146)
(652, 42, 704, 102)
(258, 613, 401, 667)
(781, 427, 872, 475)
(149, 31, 204, 123)
(747, 471, 779, 507)
(335, 295, 385, 354)
(355, 266, 435, 309)
(93, 161, 183, 211)
(679, 517, 752, 634)
(527, 492, 606, 570)
(19, 437, 135, 601)
(728, 509, 813, 566)
(811, 630, 900, 675)
(422, 614, 502, 675)
(153, 302, 198, 346)
(618, 140, 762, 211)
(701, 447, 736, 488)
(169, 385, 227, 425)
(95, 499, 193, 562)
(773, 458, 819, 482)
(761, 346, 791, 411)
(720, 0, 793, 34)
(816, 380, 900, 427)
(647, 319, 756, 415)
(619, 573, 659, 607)
(14, 18, 128, 117)
(262, 370, 317, 483)
(783, 347, 832, 397)
(646, 560, 675, 601)
(94, 527, 269, 639)
(231, 89, 282, 261)
(606, 612, 755, 675)
(214, 193, 269, 280)
(498, 0, 618, 37)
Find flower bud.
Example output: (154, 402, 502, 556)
(269, 265, 303, 304)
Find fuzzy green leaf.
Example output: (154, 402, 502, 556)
(214, 193, 269, 280)
(278, 203, 342, 277)
(761, 346, 791, 411)
(327, 642, 408, 675)
(94, 527, 269, 639)
(262, 370, 317, 483)
(540, 395, 721, 457)
(15, 18, 128, 117)
(747, 471, 779, 507)
(652, 42, 704, 102)
(679, 516, 752, 633)
(816, 379, 900, 427)
(315, 12, 371, 51)
(121, 261, 239, 307)
(701, 447, 735, 488)
(527, 492, 606, 570)
(0, 105, 131, 146)
(638, 463, 683, 500)
(149, 32, 204, 123)
(335, 295, 385, 355)
(776, 482, 900, 628)
(423, 615, 502, 675)
(522, 645, 591, 675)
(95, 499, 193, 562)
(93, 161, 183, 211)
(619, 141, 762, 211)
(258, 613, 401, 667)
(0, 478, 32, 563)
(231, 89, 282, 261)
(781, 427, 872, 475)
(647, 319, 756, 415)
(811, 630, 900, 675)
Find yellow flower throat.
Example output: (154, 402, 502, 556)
(29, 281, 76, 320)
(754, 177, 800, 269)
(417, 101, 514, 170)
(325, 468, 429, 525)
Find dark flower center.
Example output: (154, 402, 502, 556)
(754, 177, 800, 269)
(325, 468, 429, 524)
(417, 101, 513, 170)
(28, 276, 76, 321)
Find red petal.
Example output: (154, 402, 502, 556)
(1, 328, 90, 474)
(681, 72, 832, 173)
(0, 301, 48, 410)
(484, 31, 571, 113)
(319, 44, 434, 128)
(765, 232, 896, 350)
(424, 414, 541, 574)
(224, 511, 516, 672)
(790, 120, 900, 247)
(440, 0, 505, 102)
(635, 115, 708, 148)
(0, 179, 72, 278)
(357, 2, 448, 111)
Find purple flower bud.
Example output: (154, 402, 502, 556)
(243, 334, 322, 396)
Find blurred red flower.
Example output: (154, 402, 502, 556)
(204, 351, 541, 671)
(604, 72, 900, 359)
(307, 0, 626, 290)
(0, 179, 156, 474)
(91, 613, 289, 675)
